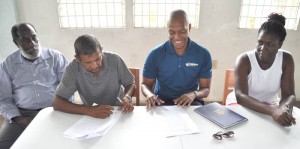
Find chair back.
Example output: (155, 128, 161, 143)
(222, 69, 234, 105)
(129, 68, 140, 105)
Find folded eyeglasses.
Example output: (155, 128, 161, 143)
(213, 131, 234, 140)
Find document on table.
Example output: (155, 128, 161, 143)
(63, 110, 122, 140)
(147, 106, 200, 137)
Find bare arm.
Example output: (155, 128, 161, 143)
(119, 83, 135, 112)
(196, 78, 211, 98)
(123, 83, 135, 100)
(141, 77, 164, 109)
(141, 77, 155, 99)
(52, 95, 113, 119)
(279, 52, 296, 108)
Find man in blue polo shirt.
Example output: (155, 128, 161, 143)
(141, 9, 212, 109)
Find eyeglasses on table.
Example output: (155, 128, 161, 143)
(213, 131, 234, 140)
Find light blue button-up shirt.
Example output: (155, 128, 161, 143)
(0, 48, 68, 121)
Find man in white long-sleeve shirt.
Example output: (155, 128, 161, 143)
(0, 23, 69, 149)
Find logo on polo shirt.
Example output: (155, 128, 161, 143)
(186, 62, 198, 67)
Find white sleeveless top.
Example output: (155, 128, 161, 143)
(226, 50, 283, 105)
(247, 50, 283, 104)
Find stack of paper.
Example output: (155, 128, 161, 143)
(63, 110, 122, 140)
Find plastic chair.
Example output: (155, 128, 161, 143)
(222, 69, 234, 105)
(129, 68, 140, 106)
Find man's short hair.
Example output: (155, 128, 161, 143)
(11, 23, 36, 41)
(74, 34, 102, 56)
(167, 9, 189, 27)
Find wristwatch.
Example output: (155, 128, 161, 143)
(193, 91, 198, 98)
(124, 94, 132, 102)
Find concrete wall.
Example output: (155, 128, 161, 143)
(1, 0, 299, 102)
(0, 0, 18, 61)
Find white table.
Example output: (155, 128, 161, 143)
(11, 105, 300, 149)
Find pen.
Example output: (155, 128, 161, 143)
(286, 104, 293, 115)
(153, 95, 158, 106)
(117, 97, 123, 105)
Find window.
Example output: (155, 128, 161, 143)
(134, 0, 201, 28)
(239, 0, 300, 30)
(57, 0, 125, 28)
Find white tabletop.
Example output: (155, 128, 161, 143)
(11, 105, 300, 149)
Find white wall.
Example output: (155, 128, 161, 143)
(0, 0, 18, 61)
(5, 0, 300, 102)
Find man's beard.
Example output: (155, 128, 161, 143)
(20, 44, 41, 60)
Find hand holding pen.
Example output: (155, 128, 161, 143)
(146, 94, 165, 110)
(117, 97, 134, 113)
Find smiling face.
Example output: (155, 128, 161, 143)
(255, 30, 282, 64)
(16, 24, 41, 60)
(168, 17, 191, 53)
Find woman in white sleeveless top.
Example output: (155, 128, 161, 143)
(234, 13, 296, 127)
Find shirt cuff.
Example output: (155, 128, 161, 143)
(5, 111, 21, 123)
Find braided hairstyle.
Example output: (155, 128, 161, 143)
(258, 13, 286, 42)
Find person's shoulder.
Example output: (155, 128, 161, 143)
(5, 50, 20, 58)
(104, 51, 127, 65)
(103, 51, 122, 59)
(1, 50, 20, 65)
(280, 49, 294, 65)
(0, 50, 20, 74)
(43, 48, 65, 57)
(190, 40, 210, 54)
(238, 51, 249, 59)
(150, 42, 168, 53)
(190, 40, 208, 49)
(67, 59, 77, 67)
(280, 49, 293, 58)
(236, 51, 251, 67)
(64, 59, 77, 72)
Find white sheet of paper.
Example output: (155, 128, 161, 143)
(149, 106, 200, 137)
(127, 106, 199, 138)
(63, 109, 122, 140)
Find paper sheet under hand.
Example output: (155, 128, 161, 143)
(63, 110, 122, 140)
(147, 106, 200, 137)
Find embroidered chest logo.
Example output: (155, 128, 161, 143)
(185, 62, 198, 67)
(214, 109, 225, 115)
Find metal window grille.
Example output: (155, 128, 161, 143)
(57, 0, 126, 28)
(134, 0, 201, 28)
(239, 0, 300, 30)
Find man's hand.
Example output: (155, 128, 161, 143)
(12, 116, 33, 128)
(174, 92, 196, 106)
(119, 98, 134, 113)
(86, 105, 114, 119)
(145, 95, 164, 110)
(271, 105, 296, 127)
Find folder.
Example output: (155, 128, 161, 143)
(194, 102, 248, 129)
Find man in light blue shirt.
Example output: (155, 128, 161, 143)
(0, 23, 68, 149)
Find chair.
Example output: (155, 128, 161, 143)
(222, 69, 234, 105)
(129, 67, 140, 106)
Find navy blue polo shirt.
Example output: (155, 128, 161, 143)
(143, 38, 212, 101)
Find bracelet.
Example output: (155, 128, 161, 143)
(124, 95, 132, 101)
(146, 94, 154, 99)
(193, 91, 198, 98)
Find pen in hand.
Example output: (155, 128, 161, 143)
(117, 97, 123, 105)
(152, 95, 158, 109)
